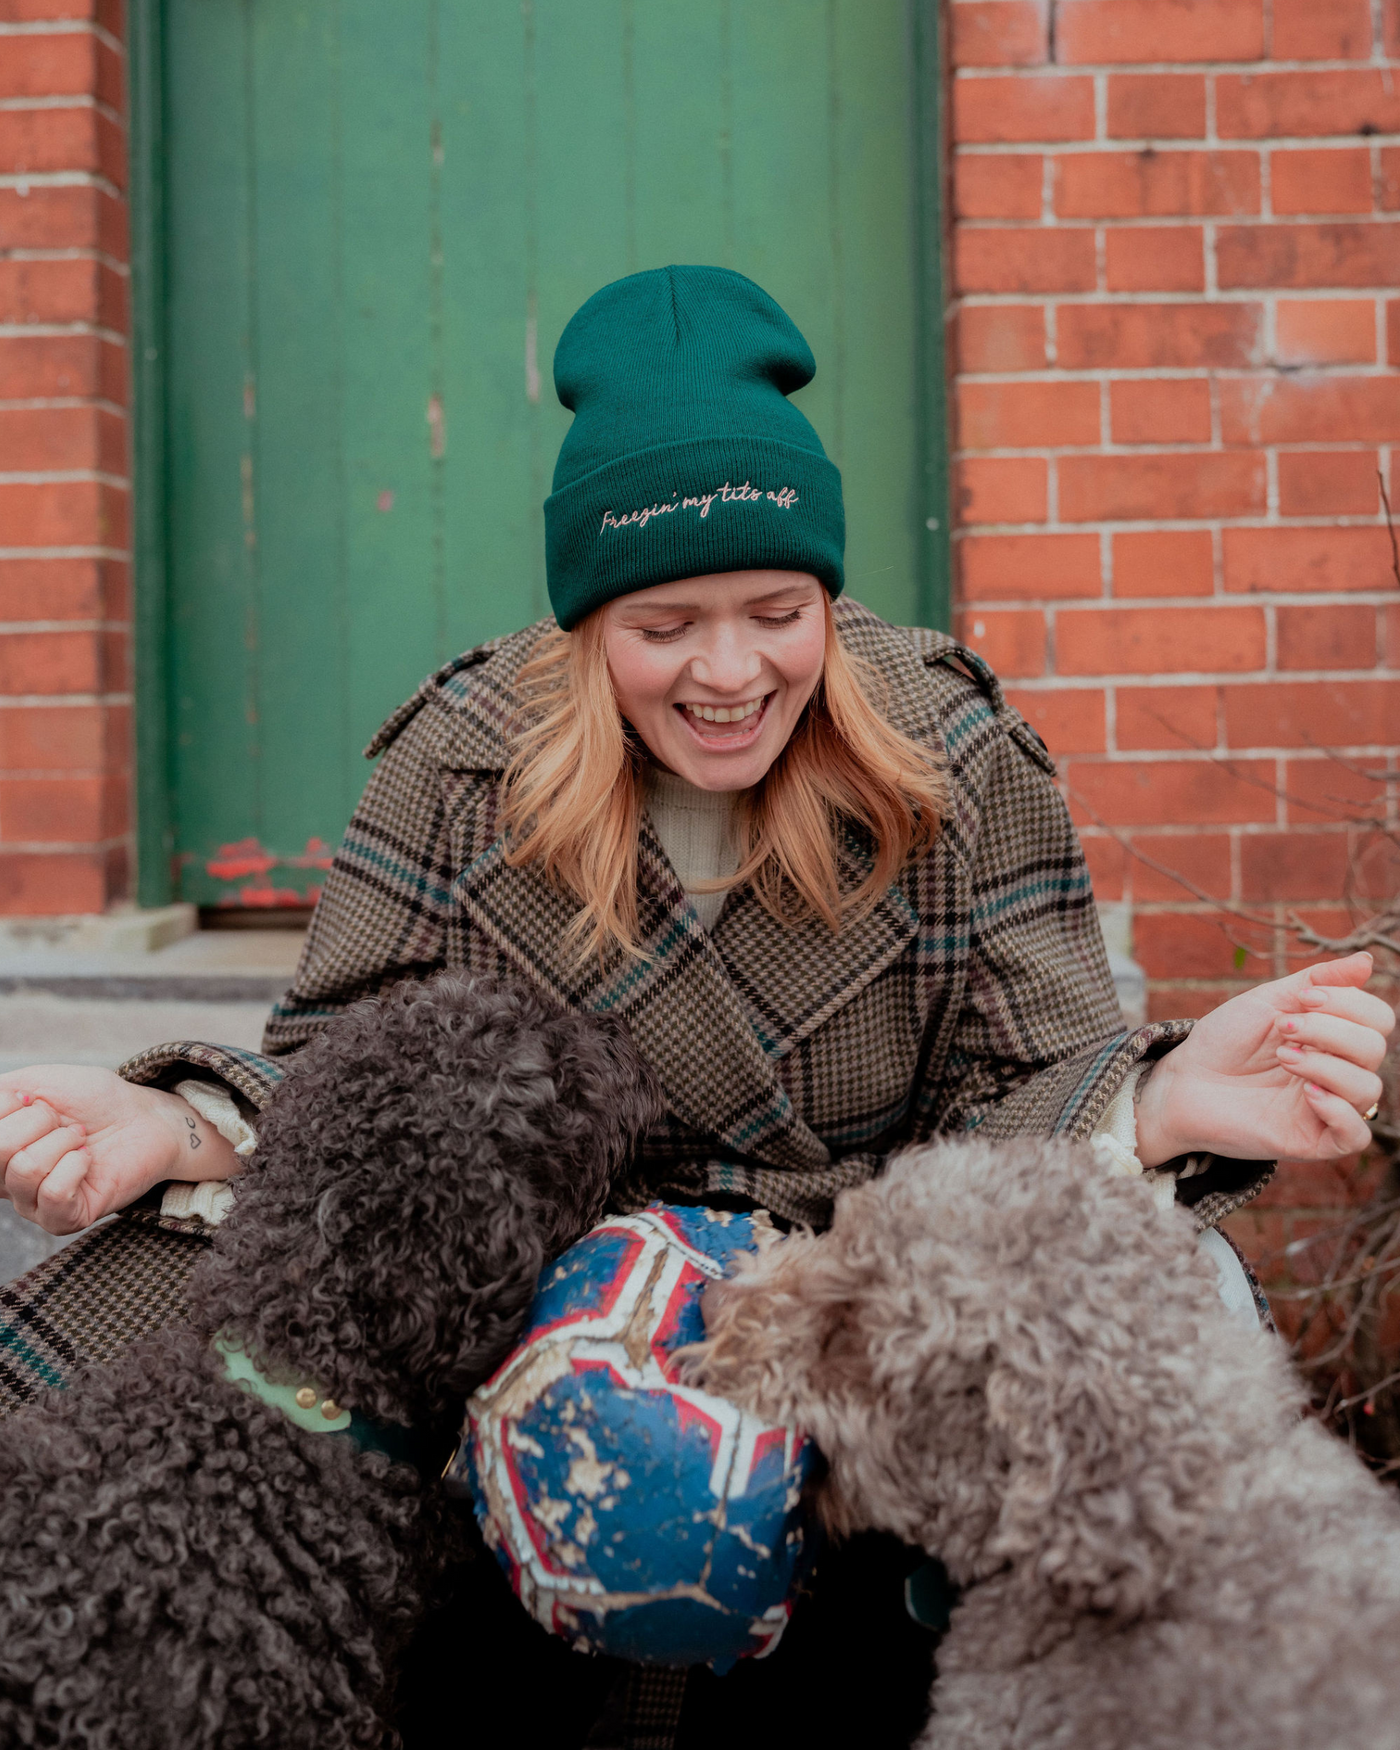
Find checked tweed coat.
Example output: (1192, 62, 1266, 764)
(0, 601, 1270, 1414)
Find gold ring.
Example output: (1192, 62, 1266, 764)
(1364, 1101, 1380, 1121)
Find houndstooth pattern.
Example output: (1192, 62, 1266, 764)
(133, 600, 1274, 1228)
(0, 601, 1271, 1415)
(0, 1210, 211, 1417)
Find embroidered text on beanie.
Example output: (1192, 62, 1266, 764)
(544, 266, 845, 631)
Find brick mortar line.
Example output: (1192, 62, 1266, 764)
(0, 548, 129, 561)
(954, 212, 1400, 224)
(964, 608, 1400, 622)
(3, 249, 130, 271)
(951, 516, 1399, 532)
(954, 290, 1399, 304)
(956, 369, 1399, 383)
(0, 95, 124, 126)
(1058, 744, 1400, 759)
(1090, 828, 1379, 841)
(954, 443, 1393, 458)
(0, 24, 122, 56)
(0, 473, 130, 488)
(1087, 820, 1395, 835)
(0, 399, 128, 415)
(0, 325, 128, 344)
(0, 172, 123, 195)
(951, 59, 1400, 77)
(0, 841, 133, 855)
(955, 139, 1400, 153)
(0, 695, 132, 707)
(994, 676, 1400, 691)
(0, 621, 130, 632)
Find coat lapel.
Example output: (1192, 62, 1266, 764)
(432, 603, 945, 1171)
(452, 820, 833, 1171)
(710, 838, 919, 1062)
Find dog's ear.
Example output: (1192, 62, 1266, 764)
(686, 1229, 879, 1424)
(189, 973, 659, 1427)
(685, 1229, 882, 1537)
(983, 1248, 1250, 1621)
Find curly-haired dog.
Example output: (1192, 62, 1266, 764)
(690, 1135, 1400, 1750)
(0, 973, 658, 1750)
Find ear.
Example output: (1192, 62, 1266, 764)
(984, 1320, 1224, 1620)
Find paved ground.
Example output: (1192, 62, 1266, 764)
(0, 930, 302, 1286)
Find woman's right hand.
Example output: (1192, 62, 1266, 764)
(0, 1067, 239, 1236)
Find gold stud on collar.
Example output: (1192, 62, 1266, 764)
(321, 1399, 343, 1420)
(295, 1386, 317, 1409)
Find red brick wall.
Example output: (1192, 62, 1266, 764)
(948, 0, 1400, 1287)
(0, 0, 130, 915)
(950, 0, 1400, 1014)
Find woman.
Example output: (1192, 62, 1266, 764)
(0, 267, 1392, 1745)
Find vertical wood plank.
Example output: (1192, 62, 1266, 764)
(248, 0, 354, 843)
(129, 0, 172, 904)
(165, 0, 261, 887)
(828, 0, 922, 627)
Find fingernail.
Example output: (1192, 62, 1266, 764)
(1278, 1044, 1302, 1060)
(19, 1093, 30, 1107)
(1281, 1018, 1299, 1034)
(1305, 1083, 1323, 1096)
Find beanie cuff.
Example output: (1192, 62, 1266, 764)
(545, 435, 845, 630)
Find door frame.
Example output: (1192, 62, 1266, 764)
(126, 0, 952, 908)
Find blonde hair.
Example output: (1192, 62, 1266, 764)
(500, 596, 947, 963)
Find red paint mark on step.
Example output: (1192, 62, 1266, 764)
(288, 837, 334, 870)
(206, 837, 276, 880)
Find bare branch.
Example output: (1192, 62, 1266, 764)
(1381, 470, 1400, 592)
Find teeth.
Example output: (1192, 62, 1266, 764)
(684, 697, 765, 725)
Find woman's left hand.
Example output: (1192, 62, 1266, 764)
(1134, 951, 1395, 1168)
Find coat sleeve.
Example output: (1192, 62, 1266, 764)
(927, 698, 1273, 1231)
(117, 696, 460, 1112)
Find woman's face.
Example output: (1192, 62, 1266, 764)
(602, 570, 827, 791)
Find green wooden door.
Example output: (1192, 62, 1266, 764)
(145, 0, 946, 909)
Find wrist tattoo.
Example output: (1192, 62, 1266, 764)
(185, 1115, 202, 1152)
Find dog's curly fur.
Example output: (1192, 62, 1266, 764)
(0, 973, 659, 1750)
(690, 1135, 1400, 1750)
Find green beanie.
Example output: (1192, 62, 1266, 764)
(544, 266, 845, 630)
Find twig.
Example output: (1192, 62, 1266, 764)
(1381, 470, 1400, 591)
(1286, 910, 1400, 956)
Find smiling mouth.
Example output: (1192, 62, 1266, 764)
(674, 693, 773, 744)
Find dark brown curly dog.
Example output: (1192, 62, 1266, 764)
(0, 973, 657, 1750)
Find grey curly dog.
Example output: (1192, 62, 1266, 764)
(0, 972, 658, 1750)
(691, 1134, 1400, 1750)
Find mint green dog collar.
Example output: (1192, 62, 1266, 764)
(214, 1331, 352, 1434)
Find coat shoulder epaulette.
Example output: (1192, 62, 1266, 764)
(900, 624, 1056, 779)
(363, 645, 497, 759)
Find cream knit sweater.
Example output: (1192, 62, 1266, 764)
(641, 764, 741, 932)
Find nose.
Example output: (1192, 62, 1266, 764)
(688, 622, 764, 696)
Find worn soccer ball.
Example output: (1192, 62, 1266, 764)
(448, 1203, 819, 1670)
